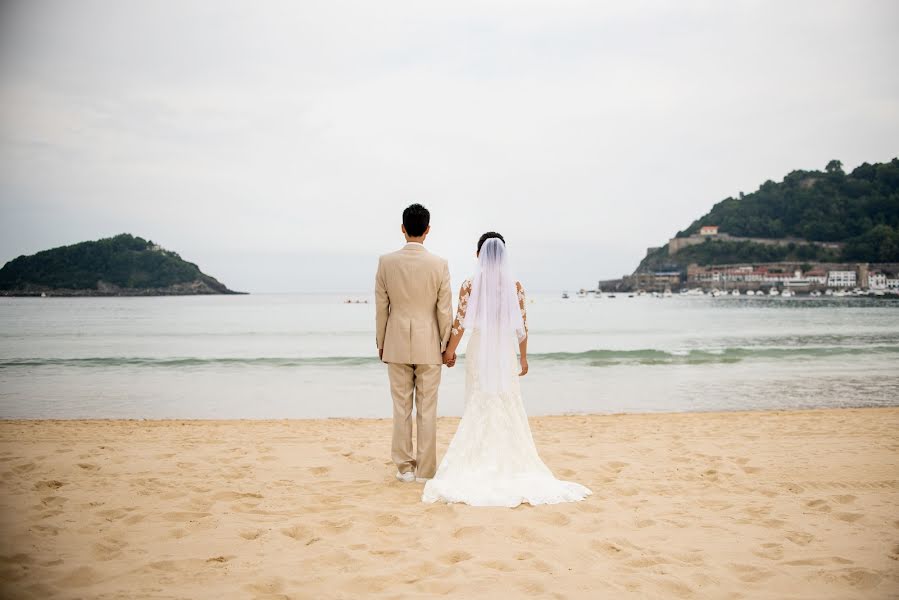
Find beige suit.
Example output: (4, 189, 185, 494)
(375, 243, 453, 478)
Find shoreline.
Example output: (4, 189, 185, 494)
(3, 404, 898, 423)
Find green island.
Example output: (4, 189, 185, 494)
(0, 234, 243, 296)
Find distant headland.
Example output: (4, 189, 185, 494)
(597, 158, 899, 294)
(0, 233, 245, 297)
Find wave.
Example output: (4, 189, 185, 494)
(1, 345, 898, 369)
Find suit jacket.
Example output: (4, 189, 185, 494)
(375, 243, 453, 365)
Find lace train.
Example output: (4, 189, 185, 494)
(422, 331, 592, 507)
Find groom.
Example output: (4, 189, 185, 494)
(375, 204, 453, 483)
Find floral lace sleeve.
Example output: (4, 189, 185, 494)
(516, 281, 528, 335)
(451, 279, 472, 336)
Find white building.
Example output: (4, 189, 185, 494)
(867, 272, 887, 290)
(828, 270, 856, 288)
(887, 278, 899, 291)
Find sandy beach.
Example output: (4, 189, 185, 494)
(1, 408, 897, 599)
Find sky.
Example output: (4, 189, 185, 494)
(1, 1, 897, 293)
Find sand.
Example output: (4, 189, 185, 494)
(0, 408, 897, 599)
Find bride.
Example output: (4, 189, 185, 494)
(421, 233, 592, 507)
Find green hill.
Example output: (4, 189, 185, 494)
(0, 234, 242, 295)
(638, 158, 899, 271)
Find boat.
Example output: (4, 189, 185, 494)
(824, 289, 834, 296)
(781, 289, 794, 297)
(809, 290, 822, 297)
(731, 289, 741, 296)
(768, 288, 780, 296)
(577, 289, 588, 298)
(561, 290, 569, 299)
(746, 290, 756, 296)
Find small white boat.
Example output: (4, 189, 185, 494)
(824, 289, 834, 296)
(833, 290, 847, 297)
(731, 289, 741, 296)
(809, 290, 822, 297)
(561, 290, 569, 299)
(769, 288, 780, 296)
(663, 290, 673, 298)
(746, 290, 756, 296)
(781, 289, 794, 297)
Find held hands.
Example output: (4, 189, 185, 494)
(519, 357, 529, 376)
(443, 350, 456, 368)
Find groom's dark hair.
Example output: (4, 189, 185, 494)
(477, 232, 505, 254)
(402, 204, 430, 237)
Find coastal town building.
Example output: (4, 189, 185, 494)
(868, 272, 887, 290)
(827, 270, 856, 288)
(699, 225, 719, 236)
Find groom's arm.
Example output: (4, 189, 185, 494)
(375, 257, 389, 358)
(436, 260, 453, 352)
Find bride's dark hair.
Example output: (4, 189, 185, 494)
(477, 232, 505, 254)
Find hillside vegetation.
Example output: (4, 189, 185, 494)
(0, 234, 240, 294)
(639, 158, 899, 271)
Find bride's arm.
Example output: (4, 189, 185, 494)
(517, 281, 529, 376)
(442, 280, 471, 367)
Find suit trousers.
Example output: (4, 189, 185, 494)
(388, 362, 441, 478)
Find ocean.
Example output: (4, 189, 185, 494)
(1, 293, 897, 419)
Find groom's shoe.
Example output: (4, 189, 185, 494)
(395, 471, 415, 483)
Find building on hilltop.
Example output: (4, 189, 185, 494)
(699, 225, 719, 236)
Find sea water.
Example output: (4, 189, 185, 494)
(1, 293, 897, 418)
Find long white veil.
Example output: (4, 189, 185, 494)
(462, 237, 527, 394)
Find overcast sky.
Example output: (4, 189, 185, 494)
(1, 1, 897, 293)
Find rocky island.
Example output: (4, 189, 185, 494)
(0, 234, 244, 296)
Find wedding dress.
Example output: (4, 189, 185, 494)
(421, 239, 592, 507)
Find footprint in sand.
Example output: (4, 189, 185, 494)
(480, 559, 514, 572)
(34, 480, 65, 491)
(441, 550, 472, 564)
(77, 463, 100, 471)
(281, 524, 312, 540)
(240, 529, 265, 540)
(373, 513, 399, 527)
(590, 540, 630, 559)
(40, 496, 68, 508)
(833, 512, 864, 523)
(786, 530, 814, 546)
(452, 526, 485, 539)
(93, 539, 129, 561)
(805, 499, 832, 512)
(752, 543, 784, 561)
(0, 553, 34, 581)
(537, 512, 571, 527)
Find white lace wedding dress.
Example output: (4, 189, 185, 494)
(421, 277, 592, 507)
